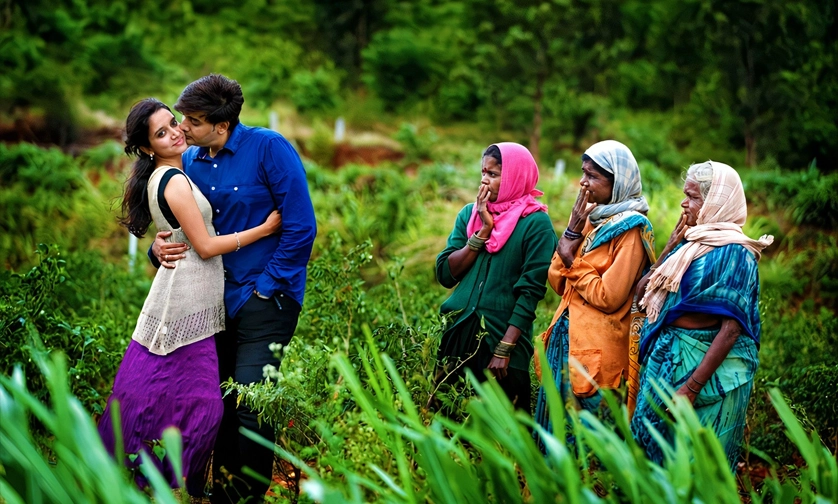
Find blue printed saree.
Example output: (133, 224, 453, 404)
(630, 242, 762, 469)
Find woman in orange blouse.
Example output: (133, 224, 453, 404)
(534, 140, 654, 448)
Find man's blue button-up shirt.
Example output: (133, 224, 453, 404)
(183, 123, 316, 318)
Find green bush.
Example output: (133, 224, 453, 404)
(433, 66, 484, 121)
(392, 123, 438, 165)
(362, 28, 451, 110)
(290, 65, 342, 114)
(0, 245, 146, 416)
(229, 236, 444, 450)
(251, 337, 837, 503)
(304, 121, 337, 167)
(743, 162, 838, 229)
(308, 166, 431, 255)
(0, 143, 115, 269)
(750, 300, 838, 461)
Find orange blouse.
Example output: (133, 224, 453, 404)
(544, 221, 650, 397)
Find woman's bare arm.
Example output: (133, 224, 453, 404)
(676, 317, 742, 403)
(164, 175, 281, 259)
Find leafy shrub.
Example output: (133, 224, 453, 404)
(750, 300, 838, 461)
(308, 166, 429, 254)
(304, 121, 337, 167)
(759, 236, 838, 310)
(229, 236, 444, 449)
(392, 123, 438, 165)
(599, 111, 687, 173)
(638, 160, 675, 194)
(0, 143, 115, 269)
(0, 245, 146, 416)
(362, 28, 451, 110)
(290, 65, 342, 114)
(433, 66, 484, 121)
(743, 162, 838, 229)
(257, 339, 838, 503)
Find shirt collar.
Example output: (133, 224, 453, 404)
(222, 123, 247, 154)
(195, 123, 248, 160)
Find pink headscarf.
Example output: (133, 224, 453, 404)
(466, 142, 548, 253)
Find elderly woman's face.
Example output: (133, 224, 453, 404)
(580, 160, 613, 205)
(682, 179, 704, 226)
(481, 156, 502, 202)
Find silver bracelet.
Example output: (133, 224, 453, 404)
(234, 231, 241, 252)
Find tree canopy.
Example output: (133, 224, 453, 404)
(1, 0, 835, 169)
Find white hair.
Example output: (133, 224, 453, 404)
(686, 161, 714, 200)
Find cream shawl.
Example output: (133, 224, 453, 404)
(641, 161, 773, 322)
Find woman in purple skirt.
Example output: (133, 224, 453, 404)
(98, 98, 281, 496)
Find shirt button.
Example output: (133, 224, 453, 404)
(234, 187, 238, 191)
(216, 231, 220, 235)
(211, 186, 215, 190)
(215, 209, 220, 214)
(213, 164, 218, 168)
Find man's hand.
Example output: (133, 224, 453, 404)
(152, 231, 188, 269)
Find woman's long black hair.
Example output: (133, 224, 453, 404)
(119, 98, 171, 237)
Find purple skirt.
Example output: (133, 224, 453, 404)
(98, 337, 223, 494)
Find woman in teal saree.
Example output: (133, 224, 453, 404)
(631, 161, 773, 469)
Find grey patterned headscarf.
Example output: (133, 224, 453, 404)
(584, 140, 649, 226)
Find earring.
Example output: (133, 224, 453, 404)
(150, 152, 155, 160)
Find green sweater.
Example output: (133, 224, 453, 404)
(436, 204, 557, 370)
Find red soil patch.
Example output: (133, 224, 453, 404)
(331, 142, 404, 168)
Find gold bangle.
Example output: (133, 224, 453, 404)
(497, 341, 516, 347)
(493, 353, 510, 360)
(235, 231, 241, 252)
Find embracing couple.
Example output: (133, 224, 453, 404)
(97, 74, 317, 503)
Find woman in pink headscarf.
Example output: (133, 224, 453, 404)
(435, 143, 557, 411)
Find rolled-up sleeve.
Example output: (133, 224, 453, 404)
(435, 204, 473, 289)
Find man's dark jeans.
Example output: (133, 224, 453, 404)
(210, 292, 300, 503)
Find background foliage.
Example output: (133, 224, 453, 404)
(2, 0, 836, 170)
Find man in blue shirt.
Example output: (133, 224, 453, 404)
(151, 74, 316, 502)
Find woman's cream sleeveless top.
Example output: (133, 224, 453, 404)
(131, 166, 225, 355)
